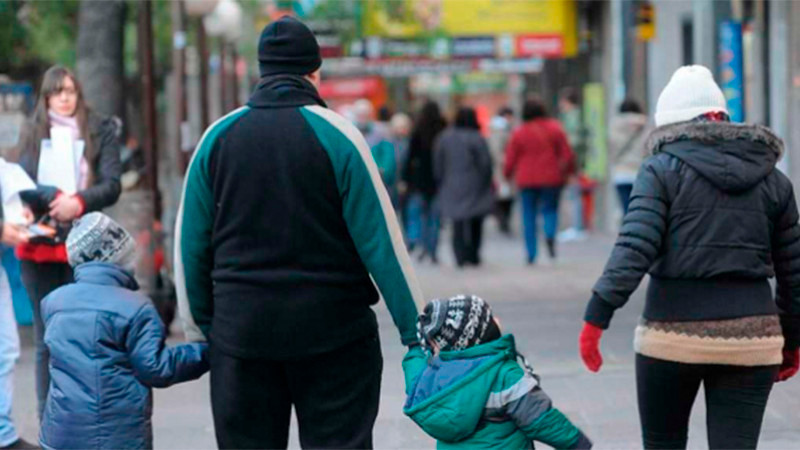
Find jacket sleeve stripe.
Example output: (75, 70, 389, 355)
(485, 373, 539, 409)
(174, 106, 249, 342)
(300, 105, 424, 345)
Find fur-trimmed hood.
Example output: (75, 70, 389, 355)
(646, 121, 784, 193)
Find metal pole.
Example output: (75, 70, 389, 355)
(231, 45, 240, 108)
(197, 18, 210, 130)
(219, 38, 228, 113)
(172, 0, 188, 174)
(139, 0, 161, 219)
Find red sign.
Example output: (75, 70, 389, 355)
(318, 77, 385, 99)
(515, 35, 565, 58)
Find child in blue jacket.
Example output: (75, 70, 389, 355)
(403, 295, 591, 449)
(39, 213, 208, 449)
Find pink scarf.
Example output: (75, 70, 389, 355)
(48, 110, 80, 140)
(48, 110, 89, 190)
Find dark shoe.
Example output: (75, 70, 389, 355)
(546, 239, 556, 259)
(2, 439, 39, 450)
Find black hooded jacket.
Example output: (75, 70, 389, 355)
(586, 121, 800, 348)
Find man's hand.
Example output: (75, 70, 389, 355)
(49, 195, 83, 222)
(2, 223, 30, 247)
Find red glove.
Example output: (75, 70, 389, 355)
(777, 348, 799, 382)
(579, 322, 604, 373)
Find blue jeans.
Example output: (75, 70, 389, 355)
(616, 183, 634, 216)
(406, 193, 439, 260)
(520, 188, 562, 263)
(0, 266, 19, 447)
(20, 261, 73, 419)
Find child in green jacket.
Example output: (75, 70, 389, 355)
(403, 295, 591, 449)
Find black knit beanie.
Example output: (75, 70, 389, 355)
(417, 295, 501, 352)
(258, 16, 322, 77)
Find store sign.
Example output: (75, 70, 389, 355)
(322, 57, 543, 77)
(316, 34, 343, 58)
(583, 83, 607, 181)
(477, 58, 544, 74)
(382, 39, 430, 58)
(318, 77, 385, 98)
(362, 0, 577, 57)
(452, 37, 495, 59)
(515, 35, 565, 58)
(719, 21, 744, 122)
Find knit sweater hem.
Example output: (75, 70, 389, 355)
(634, 325, 783, 366)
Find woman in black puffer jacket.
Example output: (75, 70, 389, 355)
(579, 65, 800, 449)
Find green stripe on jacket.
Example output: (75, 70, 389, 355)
(175, 106, 250, 341)
(300, 105, 423, 346)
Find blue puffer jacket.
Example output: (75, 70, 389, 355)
(40, 262, 209, 449)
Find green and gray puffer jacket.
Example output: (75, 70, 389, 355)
(403, 335, 591, 450)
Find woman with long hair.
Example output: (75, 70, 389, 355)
(504, 97, 575, 264)
(581, 66, 800, 449)
(402, 101, 446, 263)
(14, 66, 122, 417)
(433, 107, 494, 267)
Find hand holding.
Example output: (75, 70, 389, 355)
(579, 322, 604, 373)
(49, 195, 83, 222)
(777, 348, 799, 382)
(21, 207, 34, 225)
(1, 223, 30, 247)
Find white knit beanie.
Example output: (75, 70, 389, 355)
(655, 65, 728, 127)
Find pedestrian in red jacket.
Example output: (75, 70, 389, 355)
(504, 97, 575, 264)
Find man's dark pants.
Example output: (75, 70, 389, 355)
(210, 333, 383, 449)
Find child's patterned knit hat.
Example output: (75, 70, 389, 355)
(67, 212, 136, 271)
(417, 295, 499, 352)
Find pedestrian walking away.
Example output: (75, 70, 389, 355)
(175, 16, 424, 449)
(40, 213, 208, 449)
(12, 65, 122, 418)
(403, 101, 446, 263)
(608, 99, 649, 216)
(504, 97, 575, 264)
(558, 89, 590, 240)
(488, 106, 515, 235)
(580, 65, 800, 449)
(433, 107, 494, 267)
(404, 295, 592, 449)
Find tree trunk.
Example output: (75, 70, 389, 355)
(75, 0, 125, 121)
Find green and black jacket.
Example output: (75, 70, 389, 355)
(175, 75, 423, 358)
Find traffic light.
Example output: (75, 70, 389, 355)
(636, 1, 656, 42)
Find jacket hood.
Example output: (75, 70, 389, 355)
(74, 262, 139, 290)
(403, 335, 517, 442)
(247, 74, 326, 109)
(646, 121, 784, 193)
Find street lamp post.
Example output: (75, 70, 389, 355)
(197, 19, 211, 130)
(172, 0, 189, 174)
(138, 0, 161, 219)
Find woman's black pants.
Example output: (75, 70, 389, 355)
(452, 216, 484, 267)
(636, 354, 778, 449)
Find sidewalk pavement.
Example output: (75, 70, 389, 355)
(10, 223, 800, 449)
